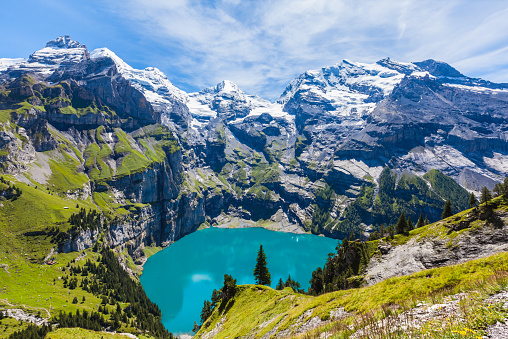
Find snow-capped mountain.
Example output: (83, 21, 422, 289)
(89, 47, 190, 131)
(279, 59, 407, 117)
(188, 80, 288, 126)
(0, 58, 25, 72)
(278, 57, 508, 194)
(4, 35, 90, 77)
(90, 47, 186, 104)
(3, 35, 508, 234)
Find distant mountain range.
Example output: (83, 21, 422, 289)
(2, 35, 508, 243)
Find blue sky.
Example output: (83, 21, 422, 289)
(1, 0, 508, 101)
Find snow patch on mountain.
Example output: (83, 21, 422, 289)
(28, 35, 89, 67)
(187, 96, 217, 120)
(399, 145, 502, 186)
(2, 36, 89, 76)
(410, 71, 436, 79)
(444, 83, 508, 93)
(484, 153, 508, 174)
(90, 47, 187, 108)
(45, 35, 84, 49)
(0, 58, 25, 72)
(27, 46, 88, 67)
(212, 80, 240, 93)
(279, 59, 406, 117)
(189, 80, 291, 122)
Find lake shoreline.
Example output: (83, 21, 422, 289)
(140, 227, 338, 334)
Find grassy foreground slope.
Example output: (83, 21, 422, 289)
(196, 199, 508, 339)
(197, 253, 508, 339)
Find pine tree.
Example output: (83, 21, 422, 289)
(502, 177, 508, 198)
(396, 212, 407, 235)
(416, 213, 425, 228)
(388, 225, 395, 239)
(200, 300, 212, 325)
(284, 274, 302, 293)
(221, 274, 237, 302)
(441, 200, 453, 219)
(424, 215, 429, 226)
(253, 245, 271, 286)
(469, 192, 478, 208)
(493, 183, 502, 197)
(407, 217, 413, 231)
(276, 278, 284, 290)
(309, 267, 324, 295)
(481, 186, 492, 204)
(210, 289, 220, 308)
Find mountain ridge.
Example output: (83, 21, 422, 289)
(1, 35, 507, 240)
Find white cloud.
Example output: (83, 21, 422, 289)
(104, 0, 508, 100)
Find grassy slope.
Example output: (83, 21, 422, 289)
(0, 178, 161, 338)
(196, 200, 508, 338)
(0, 77, 176, 337)
(46, 328, 143, 338)
(197, 252, 508, 339)
(0, 182, 101, 338)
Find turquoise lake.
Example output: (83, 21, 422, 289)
(140, 227, 339, 334)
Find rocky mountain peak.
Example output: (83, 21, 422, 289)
(25, 35, 89, 68)
(213, 80, 241, 94)
(376, 57, 418, 75)
(90, 47, 132, 72)
(413, 59, 464, 78)
(45, 35, 85, 49)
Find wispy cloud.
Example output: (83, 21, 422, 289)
(101, 0, 508, 100)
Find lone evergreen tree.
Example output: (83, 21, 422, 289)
(469, 192, 478, 208)
(200, 300, 212, 325)
(210, 289, 220, 308)
(309, 267, 324, 295)
(424, 215, 429, 226)
(503, 177, 508, 198)
(481, 186, 492, 204)
(284, 274, 302, 292)
(276, 278, 284, 290)
(221, 274, 237, 302)
(253, 245, 271, 286)
(494, 183, 502, 197)
(407, 217, 414, 231)
(442, 200, 453, 219)
(416, 213, 425, 228)
(396, 211, 407, 235)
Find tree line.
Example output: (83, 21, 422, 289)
(0, 176, 22, 200)
(8, 324, 51, 339)
(53, 248, 173, 338)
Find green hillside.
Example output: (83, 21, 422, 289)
(195, 197, 508, 338)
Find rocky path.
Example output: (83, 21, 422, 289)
(0, 298, 50, 324)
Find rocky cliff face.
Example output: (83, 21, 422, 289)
(0, 37, 207, 255)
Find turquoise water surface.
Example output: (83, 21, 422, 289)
(140, 227, 338, 334)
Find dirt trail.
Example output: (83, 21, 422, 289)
(0, 298, 51, 319)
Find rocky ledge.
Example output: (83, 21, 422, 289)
(364, 206, 508, 286)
